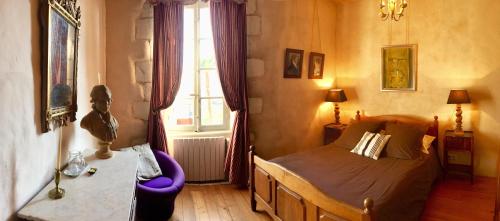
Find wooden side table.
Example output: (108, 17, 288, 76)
(443, 130, 474, 183)
(324, 123, 348, 145)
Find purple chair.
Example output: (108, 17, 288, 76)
(136, 150, 185, 220)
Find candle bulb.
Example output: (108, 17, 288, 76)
(58, 125, 63, 170)
(49, 121, 66, 199)
(98, 72, 101, 85)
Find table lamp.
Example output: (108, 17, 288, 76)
(326, 89, 348, 125)
(447, 89, 471, 136)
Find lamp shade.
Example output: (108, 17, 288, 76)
(325, 89, 347, 102)
(447, 89, 471, 104)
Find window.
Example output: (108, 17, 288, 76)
(164, 2, 230, 132)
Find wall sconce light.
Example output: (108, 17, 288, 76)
(379, 0, 408, 21)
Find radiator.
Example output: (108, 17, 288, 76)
(173, 137, 227, 182)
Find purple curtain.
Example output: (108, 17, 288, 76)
(210, 0, 249, 187)
(147, 2, 184, 153)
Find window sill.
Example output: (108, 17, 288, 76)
(166, 130, 232, 138)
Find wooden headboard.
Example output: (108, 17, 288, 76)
(355, 110, 440, 147)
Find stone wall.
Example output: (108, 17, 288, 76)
(107, 0, 153, 148)
(246, 0, 264, 135)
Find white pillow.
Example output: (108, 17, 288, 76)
(122, 143, 163, 181)
(351, 132, 392, 160)
(421, 135, 436, 154)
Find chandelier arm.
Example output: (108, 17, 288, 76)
(380, 0, 407, 21)
(396, 0, 407, 16)
(379, 0, 389, 20)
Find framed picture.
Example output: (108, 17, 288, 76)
(308, 52, 325, 79)
(381, 44, 417, 91)
(40, 0, 81, 132)
(283, 48, 304, 78)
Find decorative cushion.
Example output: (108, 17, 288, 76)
(351, 132, 391, 160)
(122, 143, 163, 181)
(333, 121, 384, 149)
(421, 135, 436, 154)
(140, 176, 173, 189)
(384, 122, 425, 159)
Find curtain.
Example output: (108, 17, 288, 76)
(147, 2, 184, 153)
(210, 0, 249, 187)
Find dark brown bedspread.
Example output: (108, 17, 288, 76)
(270, 144, 441, 221)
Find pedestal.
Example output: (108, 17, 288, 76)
(96, 140, 113, 159)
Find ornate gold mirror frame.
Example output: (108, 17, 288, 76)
(40, 0, 81, 132)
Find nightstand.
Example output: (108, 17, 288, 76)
(324, 123, 348, 145)
(443, 130, 474, 183)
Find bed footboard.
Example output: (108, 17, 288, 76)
(249, 146, 374, 221)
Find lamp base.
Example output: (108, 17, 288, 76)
(454, 104, 464, 136)
(334, 103, 341, 125)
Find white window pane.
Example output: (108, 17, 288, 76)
(199, 7, 212, 39)
(168, 97, 195, 126)
(180, 40, 195, 96)
(200, 69, 223, 97)
(201, 98, 224, 126)
(184, 7, 195, 40)
(181, 7, 195, 96)
(199, 39, 217, 69)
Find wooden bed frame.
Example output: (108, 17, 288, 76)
(249, 114, 439, 221)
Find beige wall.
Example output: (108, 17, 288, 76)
(0, 0, 106, 220)
(249, 0, 337, 159)
(335, 0, 500, 176)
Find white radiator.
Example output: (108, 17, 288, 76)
(173, 137, 227, 182)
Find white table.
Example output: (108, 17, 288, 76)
(18, 150, 138, 221)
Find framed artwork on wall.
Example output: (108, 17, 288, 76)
(381, 44, 417, 91)
(40, 0, 81, 132)
(308, 52, 325, 79)
(283, 48, 304, 78)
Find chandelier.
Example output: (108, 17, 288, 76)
(379, 0, 408, 21)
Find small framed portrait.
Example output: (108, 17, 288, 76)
(381, 44, 418, 91)
(308, 52, 325, 79)
(283, 48, 304, 78)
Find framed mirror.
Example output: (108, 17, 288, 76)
(40, 0, 81, 132)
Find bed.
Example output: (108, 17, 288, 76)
(249, 114, 441, 221)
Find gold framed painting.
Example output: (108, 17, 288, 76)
(40, 0, 81, 132)
(381, 44, 417, 91)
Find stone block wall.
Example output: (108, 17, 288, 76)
(107, 0, 153, 147)
(132, 4, 154, 122)
(246, 0, 265, 142)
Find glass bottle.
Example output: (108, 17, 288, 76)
(63, 151, 87, 177)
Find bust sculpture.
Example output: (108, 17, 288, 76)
(81, 85, 118, 159)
